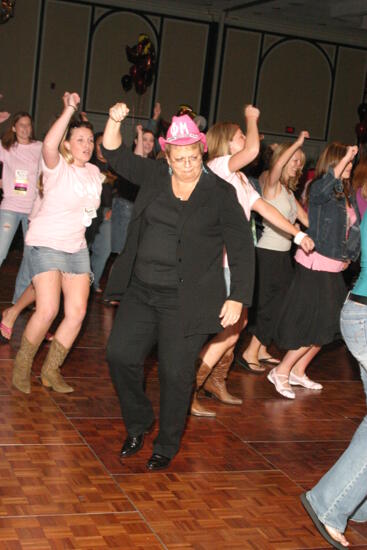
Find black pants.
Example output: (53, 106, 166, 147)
(107, 278, 207, 458)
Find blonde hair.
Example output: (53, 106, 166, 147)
(59, 120, 94, 164)
(206, 122, 239, 161)
(270, 142, 305, 191)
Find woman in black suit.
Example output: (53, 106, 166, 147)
(102, 103, 255, 470)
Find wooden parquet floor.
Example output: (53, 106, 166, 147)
(1, 250, 367, 549)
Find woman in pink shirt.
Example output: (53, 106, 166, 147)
(0, 112, 42, 267)
(191, 106, 314, 417)
(269, 143, 359, 399)
(12, 92, 103, 395)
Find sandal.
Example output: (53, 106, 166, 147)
(267, 368, 295, 399)
(0, 320, 12, 343)
(259, 355, 280, 366)
(235, 356, 266, 374)
(300, 493, 348, 549)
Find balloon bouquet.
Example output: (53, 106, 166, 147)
(121, 33, 156, 96)
(0, 0, 16, 24)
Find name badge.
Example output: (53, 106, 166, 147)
(14, 169, 29, 195)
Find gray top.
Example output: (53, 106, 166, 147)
(257, 184, 297, 251)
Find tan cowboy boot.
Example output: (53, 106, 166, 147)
(12, 334, 40, 394)
(190, 358, 216, 417)
(41, 339, 74, 393)
(203, 351, 242, 405)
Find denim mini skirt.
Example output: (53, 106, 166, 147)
(26, 245, 92, 280)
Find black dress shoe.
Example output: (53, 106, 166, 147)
(146, 453, 171, 471)
(120, 434, 145, 458)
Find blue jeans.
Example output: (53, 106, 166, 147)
(12, 246, 32, 303)
(306, 298, 367, 532)
(0, 209, 28, 267)
(90, 208, 112, 289)
(111, 197, 133, 254)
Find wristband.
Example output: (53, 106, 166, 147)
(67, 105, 77, 112)
(293, 231, 307, 245)
(109, 115, 120, 123)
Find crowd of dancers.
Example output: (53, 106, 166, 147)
(1, 91, 367, 548)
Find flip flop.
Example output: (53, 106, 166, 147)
(259, 356, 281, 365)
(300, 493, 347, 549)
(0, 321, 12, 343)
(235, 356, 266, 374)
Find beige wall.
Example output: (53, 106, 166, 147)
(0, 0, 366, 148)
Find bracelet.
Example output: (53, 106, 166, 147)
(293, 231, 307, 245)
(109, 115, 120, 123)
(67, 105, 77, 112)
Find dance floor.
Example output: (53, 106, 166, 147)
(1, 250, 367, 549)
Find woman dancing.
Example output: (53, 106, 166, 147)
(102, 104, 255, 470)
(12, 92, 103, 394)
(269, 143, 359, 399)
(241, 132, 310, 372)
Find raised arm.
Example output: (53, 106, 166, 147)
(310, 146, 358, 205)
(333, 145, 358, 179)
(228, 105, 260, 173)
(42, 92, 80, 169)
(103, 102, 129, 150)
(134, 124, 144, 157)
(265, 130, 309, 191)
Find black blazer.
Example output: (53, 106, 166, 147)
(101, 144, 255, 336)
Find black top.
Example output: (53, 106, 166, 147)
(134, 186, 186, 288)
(100, 143, 255, 336)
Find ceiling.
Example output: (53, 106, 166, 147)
(165, 0, 367, 31)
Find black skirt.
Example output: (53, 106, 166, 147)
(248, 247, 294, 346)
(273, 262, 347, 350)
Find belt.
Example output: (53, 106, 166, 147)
(349, 292, 367, 305)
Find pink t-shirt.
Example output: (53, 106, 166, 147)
(0, 141, 42, 214)
(208, 155, 260, 267)
(295, 204, 357, 272)
(26, 155, 103, 253)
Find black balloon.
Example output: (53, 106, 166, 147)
(121, 74, 132, 92)
(358, 103, 367, 122)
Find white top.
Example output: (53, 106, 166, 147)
(26, 155, 103, 253)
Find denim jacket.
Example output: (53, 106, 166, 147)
(307, 169, 360, 262)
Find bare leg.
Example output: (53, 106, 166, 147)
(24, 272, 61, 345)
(242, 334, 262, 367)
(291, 345, 321, 377)
(53, 273, 90, 349)
(200, 309, 247, 367)
(1, 284, 36, 338)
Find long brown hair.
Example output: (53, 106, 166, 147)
(269, 142, 305, 191)
(307, 142, 350, 205)
(206, 122, 239, 161)
(353, 160, 367, 199)
(1, 111, 35, 150)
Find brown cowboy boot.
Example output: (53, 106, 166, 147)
(41, 338, 74, 393)
(190, 358, 216, 417)
(12, 334, 41, 394)
(203, 351, 242, 405)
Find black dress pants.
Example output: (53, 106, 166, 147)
(107, 277, 208, 458)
